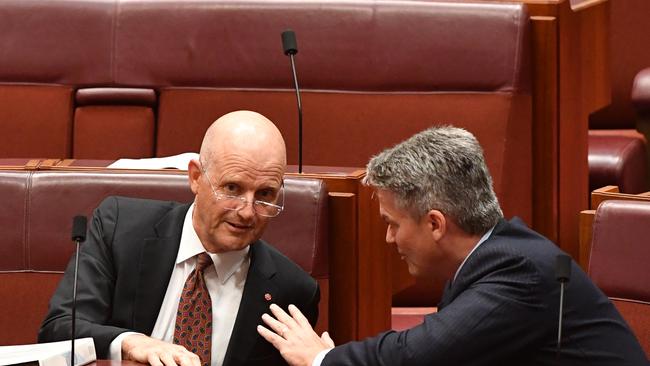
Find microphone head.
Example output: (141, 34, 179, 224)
(281, 29, 298, 55)
(71, 215, 87, 242)
(555, 254, 572, 283)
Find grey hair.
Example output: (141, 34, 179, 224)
(363, 126, 503, 235)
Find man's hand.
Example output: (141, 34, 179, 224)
(122, 334, 201, 366)
(257, 304, 335, 366)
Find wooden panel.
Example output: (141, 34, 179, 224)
(578, 209, 595, 270)
(531, 16, 559, 243)
(327, 192, 358, 343)
(556, 0, 609, 258)
(357, 183, 392, 337)
(490, 0, 610, 259)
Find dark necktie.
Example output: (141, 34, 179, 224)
(174, 253, 213, 366)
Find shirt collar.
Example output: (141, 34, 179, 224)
(178, 203, 250, 284)
(452, 224, 496, 284)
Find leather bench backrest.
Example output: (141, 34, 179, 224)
(589, 200, 650, 301)
(0, 169, 327, 344)
(588, 199, 650, 356)
(0, 1, 532, 225)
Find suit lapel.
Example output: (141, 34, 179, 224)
(133, 203, 190, 334)
(222, 241, 277, 366)
(438, 219, 510, 310)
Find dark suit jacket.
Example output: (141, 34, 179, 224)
(38, 196, 320, 366)
(323, 218, 647, 365)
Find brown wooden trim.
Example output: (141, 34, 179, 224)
(578, 209, 595, 270)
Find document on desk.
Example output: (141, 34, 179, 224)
(0, 337, 96, 366)
(108, 152, 199, 170)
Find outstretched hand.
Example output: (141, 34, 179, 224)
(257, 304, 335, 366)
(122, 334, 201, 366)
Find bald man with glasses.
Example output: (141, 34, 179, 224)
(39, 111, 320, 366)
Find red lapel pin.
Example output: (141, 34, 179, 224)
(264, 293, 272, 301)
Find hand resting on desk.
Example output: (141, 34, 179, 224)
(122, 334, 201, 366)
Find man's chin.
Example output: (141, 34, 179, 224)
(204, 235, 254, 253)
(406, 263, 419, 277)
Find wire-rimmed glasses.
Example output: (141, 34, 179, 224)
(201, 167, 284, 218)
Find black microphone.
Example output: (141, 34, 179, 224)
(70, 215, 87, 366)
(281, 29, 303, 174)
(555, 254, 571, 364)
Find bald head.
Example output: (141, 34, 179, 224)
(199, 110, 286, 168)
(189, 110, 287, 253)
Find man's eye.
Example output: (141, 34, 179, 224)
(257, 189, 276, 202)
(223, 183, 239, 194)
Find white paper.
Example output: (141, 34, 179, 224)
(108, 152, 199, 170)
(0, 338, 96, 366)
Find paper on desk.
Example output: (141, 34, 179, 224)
(108, 152, 199, 170)
(0, 337, 96, 366)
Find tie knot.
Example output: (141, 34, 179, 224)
(196, 253, 213, 272)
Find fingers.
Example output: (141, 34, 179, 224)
(269, 303, 298, 330)
(262, 312, 289, 337)
(173, 346, 201, 366)
(287, 304, 311, 328)
(122, 334, 201, 366)
(257, 324, 285, 347)
(147, 353, 164, 366)
(159, 351, 178, 366)
(321, 331, 335, 348)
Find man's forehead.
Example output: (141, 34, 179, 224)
(377, 190, 401, 217)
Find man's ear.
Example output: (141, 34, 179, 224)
(427, 209, 446, 241)
(188, 158, 202, 195)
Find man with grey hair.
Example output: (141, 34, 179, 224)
(257, 126, 647, 365)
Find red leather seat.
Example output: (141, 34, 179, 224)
(588, 130, 648, 194)
(0, 168, 328, 345)
(588, 200, 650, 357)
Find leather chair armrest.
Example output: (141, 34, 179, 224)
(632, 68, 650, 114)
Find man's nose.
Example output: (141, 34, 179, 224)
(237, 198, 257, 219)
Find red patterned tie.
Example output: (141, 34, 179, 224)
(174, 253, 213, 366)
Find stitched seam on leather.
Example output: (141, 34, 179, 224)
(510, 5, 523, 93)
(588, 204, 605, 276)
(312, 181, 322, 276)
(23, 171, 33, 271)
(110, 0, 118, 84)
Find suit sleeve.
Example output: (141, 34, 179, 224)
(302, 280, 320, 328)
(38, 197, 131, 358)
(323, 254, 552, 366)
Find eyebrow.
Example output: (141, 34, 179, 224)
(218, 177, 281, 191)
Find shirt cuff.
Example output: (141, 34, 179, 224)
(109, 332, 141, 360)
(311, 349, 332, 366)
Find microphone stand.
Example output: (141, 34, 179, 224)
(556, 279, 566, 362)
(281, 29, 303, 174)
(288, 52, 303, 174)
(71, 237, 81, 366)
(555, 254, 571, 365)
(70, 216, 87, 366)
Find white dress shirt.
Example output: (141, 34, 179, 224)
(110, 203, 250, 366)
